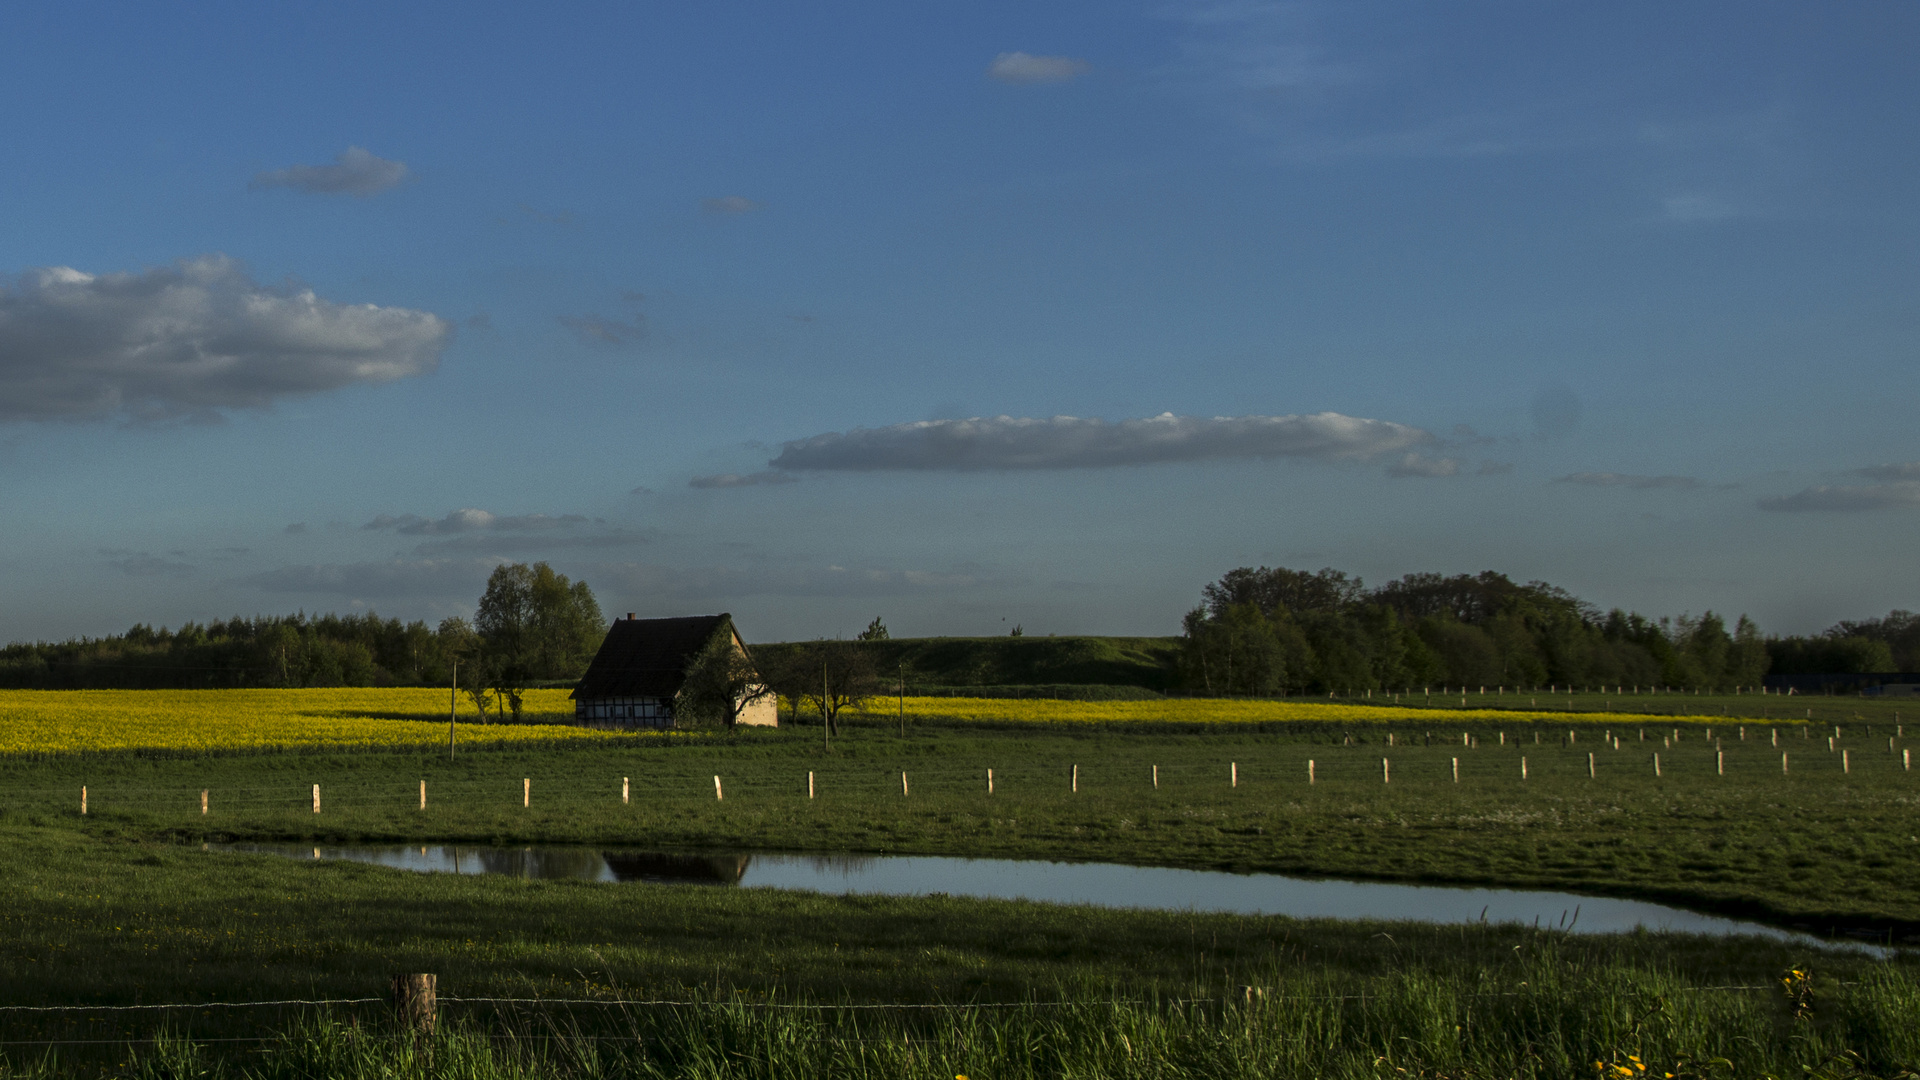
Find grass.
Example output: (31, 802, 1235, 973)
(15, 961, 1920, 1079)
(10, 708, 1919, 932)
(1, 827, 1917, 1076)
(2, 689, 1918, 1075)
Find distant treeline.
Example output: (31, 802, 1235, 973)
(1180, 566, 1920, 695)
(0, 613, 456, 689)
(5, 563, 1918, 692)
(0, 561, 604, 701)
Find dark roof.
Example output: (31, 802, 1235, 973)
(571, 614, 731, 700)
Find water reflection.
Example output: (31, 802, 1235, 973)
(219, 843, 755, 885)
(210, 843, 1896, 952)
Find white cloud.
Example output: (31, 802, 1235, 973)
(1556, 472, 1702, 490)
(689, 471, 802, 489)
(701, 196, 763, 214)
(359, 508, 649, 555)
(363, 509, 590, 535)
(250, 147, 410, 197)
(0, 255, 448, 422)
(1852, 462, 1920, 481)
(411, 530, 654, 556)
(987, 52, 1090, 84)
(766, 412, 1430, 472)
(1759, 482, 1920, 512)
(1386, 453, 1460, 478)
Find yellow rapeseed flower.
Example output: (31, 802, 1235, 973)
(0, 688, 612, 754)
(851, 696, 1731, 727)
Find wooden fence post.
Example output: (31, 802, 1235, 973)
(1452, 757, 1459, 782)
(1717, 751, 1724, 776)
(81, 787, 87, 815)
(1072, 764, 1078, 793)
(1308, 760, 1315, 785)
(1654, 753, 1661, 777)
(1520, 757, 1527, 780)
(1588, 752, 1595, 779)
(1782, 752, 1789, 775)
(1843, 750, 1850, 774)
(987, 769, 993, 794)
(1231, 762, 1238, 788)
(391, 974, 436, 1035)
(1151, 765, 1157, 789)
(419, 780, 426, 811)
(901, 771, 909, 797)
(623, 777, 630, 804)
(808, 771, 814, 799)
(1382, 758, 1390, 784)
(523, 778, 530, 807)
(311, 784, 320, 814)
(201, 789, 208, 815)
(714, 776, 723, 801)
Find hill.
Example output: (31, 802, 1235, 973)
(752, 635, 1182, 692)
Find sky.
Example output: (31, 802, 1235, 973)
(3, 0, 1919, 644)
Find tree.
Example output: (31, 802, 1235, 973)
(676, 621, 776, 727)
(858, 617, 889, 641)
(1181, 603, 1289, 695)
(764, 640, 877, 736)
(1203, 566, 1363, 619)
(474, 562, 603, 721)
(437, 616, 498, 721)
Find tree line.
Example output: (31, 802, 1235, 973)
(0, 563, 604, 719)
(5, 562, 1916, 703)
(1179, 565, 1918, 695)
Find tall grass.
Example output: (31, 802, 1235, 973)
(13, 957, 1910, 1079)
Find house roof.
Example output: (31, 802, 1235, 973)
(571, 614, 731, 700)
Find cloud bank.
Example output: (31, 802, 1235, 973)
(1759, 463, 1920, 512)
(248, 557, 498, 596)
(689, 471, 801, 489)
(1853, 462, 1920, 481)
(987, 52, 1090, 83)
(363, 509, 590, 534)
(250, 147, 410, 197)
(597, 561, 999, 603)
(766, 412, 1430, 472)
(1556, 472, 1702, 490)
(0, 255, 449, 422)
(1387, 453, 1459, 478)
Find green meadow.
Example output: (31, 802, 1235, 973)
(1, 696, 1917, 1076)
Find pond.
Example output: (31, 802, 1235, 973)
(213, 842, 1892, 951)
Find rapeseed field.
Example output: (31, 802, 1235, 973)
(857, 694, 1731, 726)
(0, 688, 611, 754)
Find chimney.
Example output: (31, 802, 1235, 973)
(626, 612, 636, 621)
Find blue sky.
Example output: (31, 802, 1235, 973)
(4, 0, 1919, 643)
